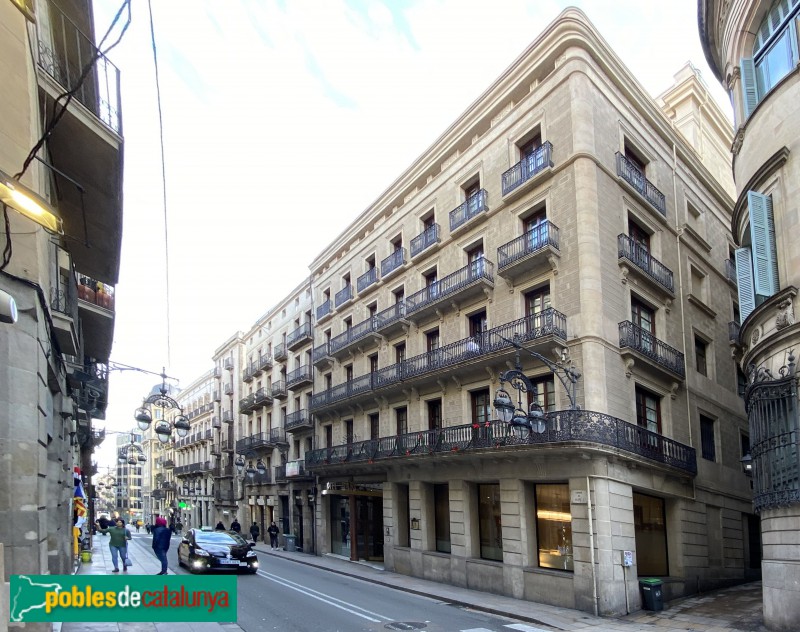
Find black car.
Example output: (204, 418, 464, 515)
(178, 528, 259, 574)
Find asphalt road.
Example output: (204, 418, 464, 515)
(132, 533, 549, 632)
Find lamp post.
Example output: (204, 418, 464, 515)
(132, 369, 190, 443)
(493, 334, 581, 435)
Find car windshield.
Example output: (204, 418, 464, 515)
(195, 531, 246, 545)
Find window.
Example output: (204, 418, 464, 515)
(395, 342, 406, 364)
(524, 206, 548, 250)
(477, 483, 502, 561)
(690, 265, 707, 303)
(471, 389, 491, 425)
(695, 336, 708, 376)
(629, 218, 650, 251)
(524, 285, 551, 320)
(426, 329, 440, 352)
(529, 376, 556, 413)
(631, 297, 655, 334)
(700, 415, 716, 462)
(469, 310, 488, 339)
(344, 419, 353, 444)
(633, 493, 668, 576)
(467, 243, 485, 278)
(736, 191, 780, 321)
(369, 413, 379, 440)
(427, 399, 442, 430)
(395, 407, 408, 436)
(434, 483, 451, 554)
(325, 425, 333, 449)
(368, 353, 379, 373)
(635, 385, 661, 434)
(535, 484, 573, 571)
(741, 1, 800, 116)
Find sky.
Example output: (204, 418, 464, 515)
(91, 0, 732, 466)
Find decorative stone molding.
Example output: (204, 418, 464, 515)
(669, 382, 679, 400)
(731, 126, 746, 156)
(548, 254, 559, 276)
(485, 366, 496, 383)
(776, 298, 795, 330)
(752, 328, 761, 345)
(436, 379, 448, 396)
(624, 358, 635, 378)
(451, 375, 462, 391)
(664, 298, 672, 314)
(620, 265, 629, 284)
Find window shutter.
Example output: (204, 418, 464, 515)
(748, 191, 779, 296)
(740, 58, 759, 118)
(735, 247, 756, 321)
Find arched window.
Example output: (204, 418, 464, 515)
(740, 0, 800, 116)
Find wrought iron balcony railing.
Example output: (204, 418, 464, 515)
(36, 0, 121, 133)
(617, 234, 674, 294)
(239, 394, 255, 414)
(729, 321, 741, 343)
(306, 410, 696, 475)
(285, 409, 312, 431)
(357, 268, 379, 293)
(374, 302, 406, 332)
(381, 247, 407, 278)
(271, 380, 287, 399)
(316, 299, 332, 321)
(618, 321, 685, 378)
(410, 223, 441, 258)
(235, 432, 272, 454)
(287, 365, 313, 389)
(405, 259, 494, 315)
(498, 220, 560, 269)
(501, 141, 554, 196)
(269, 428, 287, 445)
(253, 387, 271, 405)
(450, 189, 488, 232)
(311, 309, 566, 410)
(222, 410, 234, 424)
(329, 316, 377, 355)
(724, 259, 738, 286)
(273, 343, 287, 361)
(287, 322, 313, 350)
(312, 342, 331, 364)
(615, 153, 666, 216)
(335, 285, 353, 308)
(274, 465, 287, 482)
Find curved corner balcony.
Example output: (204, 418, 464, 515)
(497, 220, 560, 282)
(405, 259, 494, 322)
(501, 142, 554, 199)
(306, 409, 696, 477)
(617, 234, 674, 296)
(619, 321, 685, 380)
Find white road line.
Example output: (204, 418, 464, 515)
(504, 624, 554, 632)
(256, 570, 392, 622)
(460, 628, 496, 632)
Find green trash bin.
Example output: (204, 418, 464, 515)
(639, 578, 663, 611)
(284, 534, 296, 552)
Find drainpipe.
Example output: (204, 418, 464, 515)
(587, 476, 599, 616)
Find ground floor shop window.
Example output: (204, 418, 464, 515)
(330, 495, 350, 557)
(633, 492, 668, 576)
(478, 483, 502, 561)
(434, 483, 450, 553)
(535, 483, 573, 571)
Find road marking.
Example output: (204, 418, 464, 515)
(256, 570, 392, 623)
(460, 629, 495, 632)
(504, 624, 554, 632)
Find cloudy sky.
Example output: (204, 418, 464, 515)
(92, 0, 732, 464)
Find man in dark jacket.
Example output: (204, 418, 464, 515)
(151, 516, 171, 575)
(267, 521, 280, 550)
(249, 521, 260, 542)
(230, 518, 241, 533)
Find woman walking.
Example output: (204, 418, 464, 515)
(151, 516, 171, 575)
(95, 518, 132, 572)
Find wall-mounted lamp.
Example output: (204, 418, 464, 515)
(740, 453, 753, 477)
(410, 517, 420, 530)
(0, 168, 63, 234)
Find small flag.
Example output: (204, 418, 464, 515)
(73, 467, 87, 525)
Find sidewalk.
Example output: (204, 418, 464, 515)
(251, 540, 767, 632)
(56, 535, 243, 632)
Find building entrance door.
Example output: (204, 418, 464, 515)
(356, 496, 384, 561)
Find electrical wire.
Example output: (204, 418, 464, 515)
(15, 0, 132, 181)
(1, 203, 12, 271)
(147, 0, 172, 368)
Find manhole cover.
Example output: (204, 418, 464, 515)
(384, 623, 427, 631)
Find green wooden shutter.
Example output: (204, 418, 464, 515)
(740, 58, 759, 118)
(748, 191, 779, 297)
(735, 247, 756, 321)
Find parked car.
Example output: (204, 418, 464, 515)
(178, 528, 259, 574)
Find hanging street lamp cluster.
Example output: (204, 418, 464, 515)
(133, 369, 190, 444)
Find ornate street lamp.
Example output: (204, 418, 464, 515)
(493, 334, 581, 435)
(116, 432, 147, 465)
(133, 369, 190, 443)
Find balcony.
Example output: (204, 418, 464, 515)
(615, 153, 666, 217)
(619, 321, 686, 379)
(273, 343, 288, 362)
(213, 367, 222, 379)
(198, 460, 212, 473)
(329, 315, 381, 358)
(287, 365, 313, 390)
(235, 432, 272, 454)
(285, 409, 313, 432)
(239, 394, 255, 414)
(312, 342, 332, 367)
(287, 322, 313, 351)
(357, 268, 379, 294)
(305, 410, 696, 477)
(224, 358, 234, 371)
(269, 428, 288, 446)
(76, 275, 116, 360)
(224, 382, 234, 395)
(222, 410, 234, 424)
(286, 460, 313, 479)
(729, 321, 741, 344)
(617, 234, 674, 296)
(497, 221, 560, 282)
(213, 390, 221, 402)
(410, 223, 441, 259)
(35, 0, 123, 287)
(212, 415, 221, 428)
(274, 465, 287, 483)
(380, 248, 406, 280)
(501, 141, 554, 198)
(254, 387, 272, 407)
(335, 285, 354, 309)
(311, 309, 566, 412)
(374, 302, 408, 337)
(51, 265, 80, 356)
(257, 355, 273, 373)
(204, 428, 213, 440)
(449, 189, 488, 232)
(243, 365, 255, 383)
(316, 299, 332, 323)
(405, 259, 494, 322)
(271, 380, 288, 399)
(210, 443, 221, 456)
(163, 459, 175, 469)
(724, 259, 738, 287)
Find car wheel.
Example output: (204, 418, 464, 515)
(247, 568, 258, 574)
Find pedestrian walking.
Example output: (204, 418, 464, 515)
(95, 518, 132, 572)
(267, 521, 280, 550)
(175, 519, 183, 535)
(215, 521, 226, 531)
(249, 521, 260, 542)
(135, 521, 140, 533)
(145, 522, 151, 535)
(230, 518, 241, 533)
(97, 515, 109, 535)
(151, 516, 171, 575)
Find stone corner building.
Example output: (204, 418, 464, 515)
(0, 0, 124, 593)
(699, 0, 800, 629)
